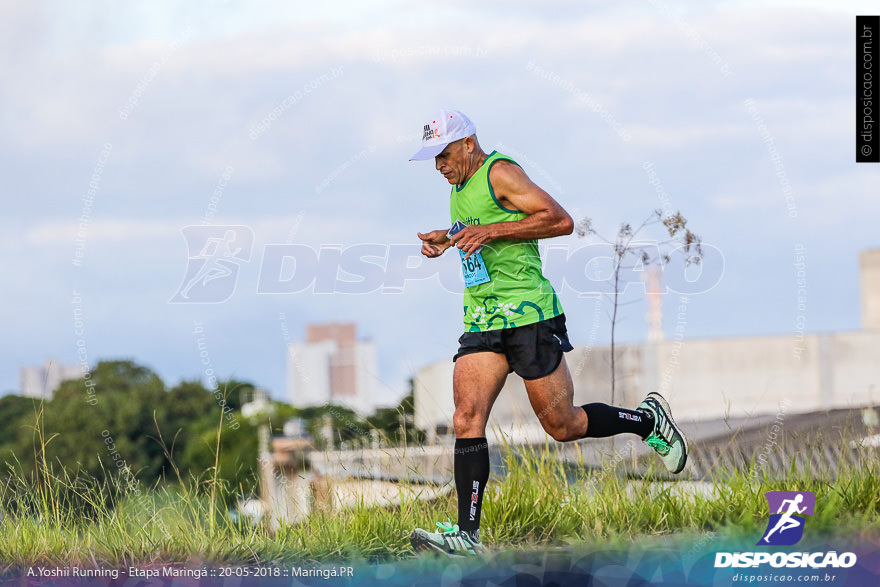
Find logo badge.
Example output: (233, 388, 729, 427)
(758, 491, 815, 546)
(170, 226, 254, 303)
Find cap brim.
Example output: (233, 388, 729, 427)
(409, 143, 448, 161)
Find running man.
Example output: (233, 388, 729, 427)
(762, 494, 807, 544)
(407, 110, 688, 557)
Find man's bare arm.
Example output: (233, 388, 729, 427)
(449, 161, 573, 257)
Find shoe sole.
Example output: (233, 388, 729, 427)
(409, 531, 466, 558)
(647, 392, 688, 474)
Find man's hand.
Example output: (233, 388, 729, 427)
(417, 230, 452, 258)
(448, 224, 498, 259)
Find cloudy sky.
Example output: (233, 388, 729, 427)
(2, 0, 878, 406)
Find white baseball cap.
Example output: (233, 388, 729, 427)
(409, 109, 476, 161)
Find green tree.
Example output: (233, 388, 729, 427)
(0, 395, 34, 448)
(3, 361, 261, 493)
(180, 416, 259, 501)
(159, 380, 218, 479)
(26, 360, 168, 480)
(169, 379, 261, 491)
(367, 383, 425, 445)
(0, 395, 36, 467)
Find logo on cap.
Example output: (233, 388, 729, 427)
(423, 124, 440, 142)
(409, 110, 476, 161)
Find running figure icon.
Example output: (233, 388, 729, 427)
(762, 493, 807, 544)
(180, 229, 242, 299)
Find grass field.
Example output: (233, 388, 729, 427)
(1, 440, 878, 571)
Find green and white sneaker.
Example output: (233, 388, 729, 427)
(410, 520, 483, 557)
(637, 392, 688, 474)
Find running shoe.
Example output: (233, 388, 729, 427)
(637, 392, 688, 474)
(410, 520, 483, 557)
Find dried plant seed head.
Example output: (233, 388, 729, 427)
(575, 217, 594, 238)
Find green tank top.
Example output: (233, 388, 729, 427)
(449, 151, 562, 332)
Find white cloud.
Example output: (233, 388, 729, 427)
(26, 219, 180, 246)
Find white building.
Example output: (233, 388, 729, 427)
(287, 323, 380, 415)
(414, 250, 880, 444)
(19, 360, 81, 399)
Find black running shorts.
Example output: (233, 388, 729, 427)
(452, 314, 574, 380)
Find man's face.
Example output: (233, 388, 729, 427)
(434, 138, 469, 185)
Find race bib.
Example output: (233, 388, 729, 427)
(448, 220, 491, 288)
(458, 249, 491, 287)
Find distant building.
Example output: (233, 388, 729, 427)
(283, 418, 307, 438)
(414, 249, 880, 444)
(241, 388, 272, 418)
(287, 323, 380, 415)
(19, 360, 81, 399)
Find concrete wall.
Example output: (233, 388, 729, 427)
(414, 330, 880, 441)
(829, 331, 880, 405)
(861, 250, 880, 330)
(654, 335, 819, 421)
(413, 361, 453, 443)
(414, 342, 654, 443)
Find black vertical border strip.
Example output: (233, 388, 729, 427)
(856, 15, 880, 163)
